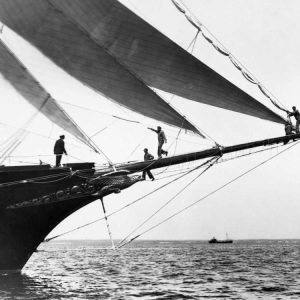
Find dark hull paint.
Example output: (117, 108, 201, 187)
(208, 240, 233, 244)
(0, 193, 96, 271)
(0, 163, 96, 271)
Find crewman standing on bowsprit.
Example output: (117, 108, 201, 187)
(142, 148, 155, 181)
(148, 126, 168, 158)
(54, 135, 67, 167)
(289, 106, 300, 133)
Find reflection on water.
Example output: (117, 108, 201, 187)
(1, 240, 300, 299)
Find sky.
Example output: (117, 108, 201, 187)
(1, 0, 300, 241)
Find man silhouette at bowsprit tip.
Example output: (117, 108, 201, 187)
(148, 126, 168, 158)
(289, 106, 300, 133)
(54, 135, 67, 167)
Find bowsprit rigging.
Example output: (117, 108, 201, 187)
(42, 134, 300, 244)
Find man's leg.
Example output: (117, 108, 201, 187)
(147, 170, 154, 180)
(158, 142, 163, 158)
(160, 142, 168, 156)
(56, 154, 62, 167)
(296, 120, 300, 133)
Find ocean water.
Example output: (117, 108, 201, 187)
(0, 240, 300, 299)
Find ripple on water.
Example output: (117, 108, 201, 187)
(1, 240, 300, 299)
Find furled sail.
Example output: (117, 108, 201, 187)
(47, 0, 285, 124)
(0, 0, 200, 135)
(0, 39, 99, 152)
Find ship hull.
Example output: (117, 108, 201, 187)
(0, 163, 97, 272)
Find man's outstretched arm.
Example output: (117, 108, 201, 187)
(148, 127, 158, 133)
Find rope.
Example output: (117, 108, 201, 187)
(43, 139, 294, 242)
(90, 120, 117, 139)
(186, 29, 200, 53)
(118, 156, 220, 248)
(32, 174, 71, 184)
(0, 121, 97, 154)
(100, 198, 115, 250)
(171, 0, 288, 115)
(118, 140, 300, 246)
(44, 157, 217, 242)
(0, 96, 50, 164)
(0, 170, 72, 188)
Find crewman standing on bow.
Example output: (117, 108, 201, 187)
(288, 106, 300, 133)
(54, 135, 67, 167)
(148, 126, 168, 158)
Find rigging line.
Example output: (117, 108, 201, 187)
(48, 122, 54, 138)
(112, 115, 140, 124)
(7, 159, 40, 165)
(90, 120, 118, 139)
(0, 96, 50, 164)
(186, 29, 200, 53)
(119, 140, 300, 245)
(0, 121, 95, 153)
(154, 169, 199, 181)
(0, 171, 70, 188)
(33, 174, 71, 184)
(59, 99, 204, 142)
(175, 0, 288, 113)
(128, 136, 148, 159)
(59, 100, 202, 140)
(217, 144, 283, 164)
(44, 157, 218, 242)
(57, 102, 114, 166)
(118, 156, 220, 248)
(100, 198, 115, 250)
(0, 131, 27, 157)
(58, 99, 141, 129)
(0, 140, 23, 165)
(189, 30, 200, 54)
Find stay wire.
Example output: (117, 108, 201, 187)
(0, 96, 50, 164)
(118, 155, 220, 248)
(118, 140, 300, 246)
(44, 156, 218, 242)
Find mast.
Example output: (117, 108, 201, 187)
(95, 133, 300, 175)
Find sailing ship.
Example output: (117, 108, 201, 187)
(0, 0, 298, 273)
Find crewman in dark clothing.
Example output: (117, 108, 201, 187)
(283, 121, 295, 144)
(148, 126, 168, 158)
(54, 135, 67, 167)
(142, 148, 155, 181)
(289, 106, 300, 133)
